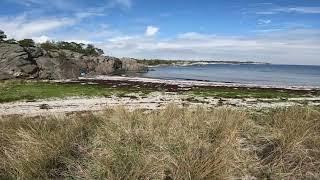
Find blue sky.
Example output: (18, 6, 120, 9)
(1, 0, 320, 65)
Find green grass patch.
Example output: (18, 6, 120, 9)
(0, 80, 316, 103)
(0, 80, 150, 103)
(188, 87, 311, 98)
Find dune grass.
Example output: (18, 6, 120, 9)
(1, 106, 319, 179)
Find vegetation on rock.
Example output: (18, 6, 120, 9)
(40, 41, 104, 56)
(18, 39, 36, 47)
(0, 30, 104, 56)
(0, 30, 6, 42)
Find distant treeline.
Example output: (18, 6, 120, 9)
(0, 30, 104, 56)
(136, 59, 262, 66)
(40, 41, 104, 56)
(136, 59, 183, 66)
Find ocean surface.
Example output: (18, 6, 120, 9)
(141, 64, 320, 87)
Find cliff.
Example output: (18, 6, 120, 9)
(0, 42, 147, 80)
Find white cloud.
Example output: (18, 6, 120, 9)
(258, 19, 271, 25)
(256, 11, 277, 15)
(177, 32, 215, 39)
(278, 7, 320, 14)
(8, 0, 79, 10)
(145, 26, 159, 36)
(65, 39, 94, 44)
(32, 35, 50, 43)
(75, 12, 105, 19)
(0, 16, 76, 40)
(101, 29, 320, 65)
(257, 6, 320, 15)
(8, 0, 133, 11)
(113, 0, 132, 8)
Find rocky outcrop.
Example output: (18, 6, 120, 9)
(120, 57, 148, 72)
(0, 43, 38, 79)
(0, 42, 147, 80)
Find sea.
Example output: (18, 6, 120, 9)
(141, 64, 320, 88)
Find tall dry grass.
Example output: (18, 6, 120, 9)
(251, 107, 320, 179)
(0, 105, 319, 179)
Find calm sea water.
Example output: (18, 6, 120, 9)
(142, 64, 320, 87)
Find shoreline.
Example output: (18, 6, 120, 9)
(147, 62, 269, 68)
(80, 75, 320, 90)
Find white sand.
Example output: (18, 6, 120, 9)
(1, 92, 319, 117)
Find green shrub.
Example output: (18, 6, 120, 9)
(18, 39, 35, 47)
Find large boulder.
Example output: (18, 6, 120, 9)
(95, 56, 123, 74)
(0, 42, 148, 80)
(120, 57, 148, 72)
(35, 52, 124, 79)
(35, 56, 80, 80)
(0, 43, 38, 79)
(25, 47, 44, 58)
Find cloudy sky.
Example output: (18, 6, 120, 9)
(1, 0, 320, 65)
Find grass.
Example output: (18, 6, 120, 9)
(0, 80, 152, 103)
(1, 80, 316, 103)
(189, 86, 313, 98)
(0, 106, 319, 179)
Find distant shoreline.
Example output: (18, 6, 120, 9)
(135, 59, 269, 67)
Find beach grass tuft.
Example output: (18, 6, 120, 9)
(1, 106, 319, 179)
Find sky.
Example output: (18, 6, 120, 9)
(0, 0, 320, 65)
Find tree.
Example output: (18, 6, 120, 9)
(40, 41, 58, 51)
(84, 44, 97, 56)
(0, 30, 7, 42)
(18, 39, 35, 47)
(39, 41, 104, 56)
(96, 48, 104, 56)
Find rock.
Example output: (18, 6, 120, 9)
(25, 47, 44, 58)
(121, 57, 148, 72)
(0, 43, 38, 79)
(0, 72, 11, 80)
(0, 42, 148, 80)
(35, 56, 80, 79)
(39, 104, 50, 110)
(35, 57, 59, 79)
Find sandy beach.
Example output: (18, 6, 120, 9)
(1, 76, 320, 116)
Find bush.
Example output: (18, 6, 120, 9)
(5, 39, 17, 44)
(0, 30, 7, 42)
(40, 41, 58, 51)
(40, 41, 104, 56)
(18, 39, 35, 47)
